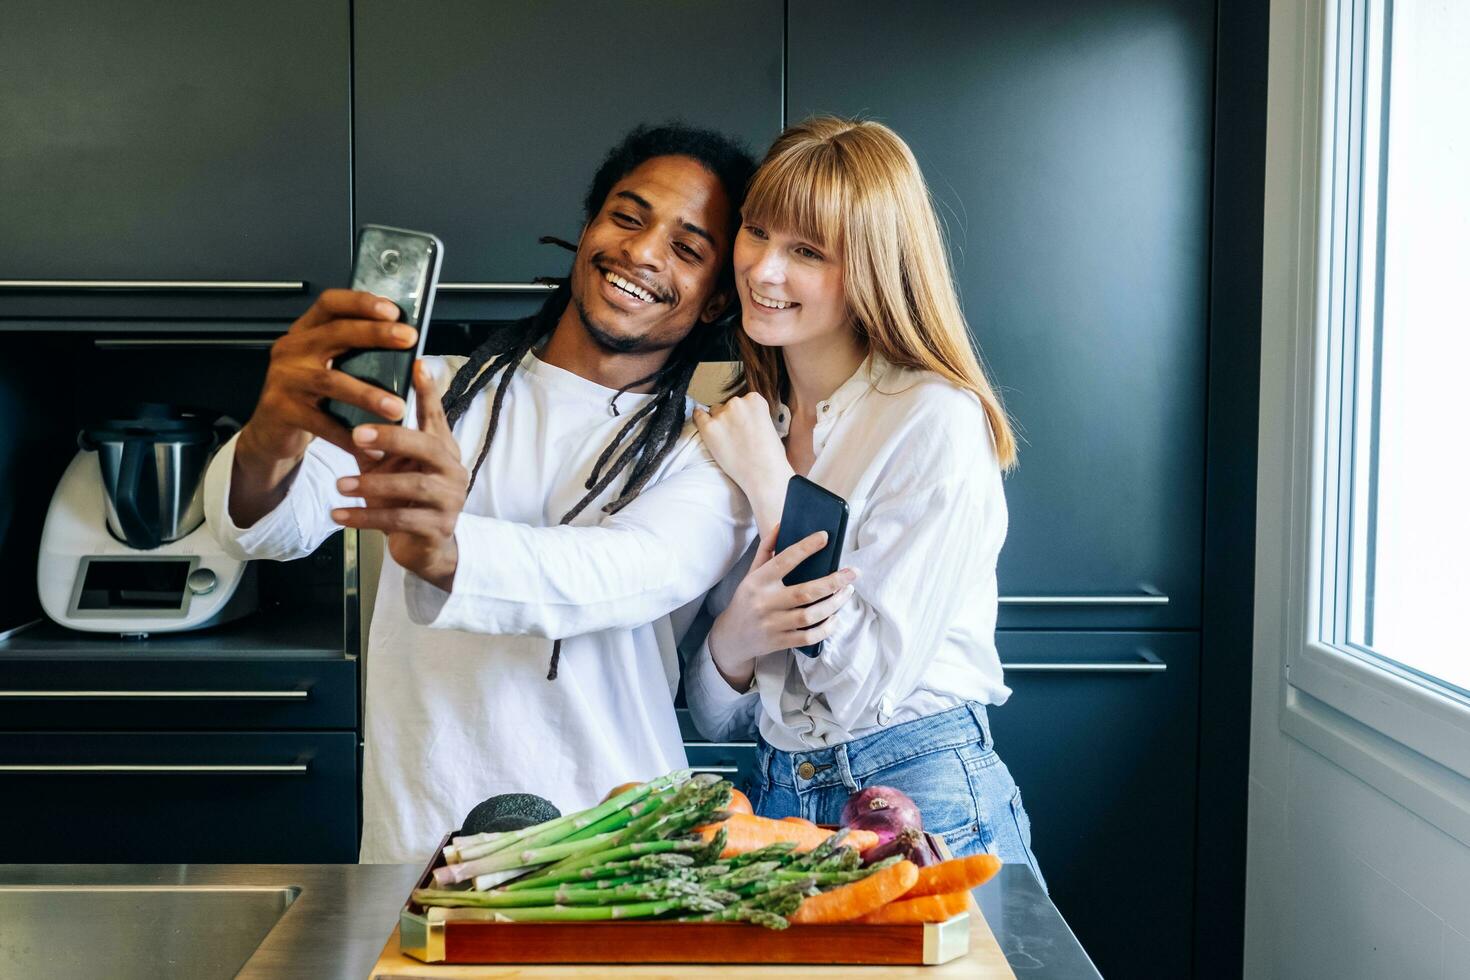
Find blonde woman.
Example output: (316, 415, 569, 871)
(686, 117, 1043, 884)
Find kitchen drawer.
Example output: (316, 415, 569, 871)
(0, 659, 356, 731)
(989, 631, 1199, 980)
(684, 742, 758, 797)
(0, 732, 357, 863)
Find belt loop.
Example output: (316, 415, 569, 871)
(835, 743, 860, 792)
(966, 701, 993, 750)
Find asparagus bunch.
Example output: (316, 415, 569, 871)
(413, 771, 890, 930)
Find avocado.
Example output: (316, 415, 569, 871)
(460, 793, 562, 836)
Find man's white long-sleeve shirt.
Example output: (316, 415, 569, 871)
(683, 353, 1011, 750)
(204, 351, 752, 864)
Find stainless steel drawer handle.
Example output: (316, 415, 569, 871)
(0, 690, 309, 700)
(93, 339, 278, 350)
(683, 742, 757, 750)
(0, 764, 309, 775)
(999, 591, 1169, 606)
(436, 282, 558, 294)
(0, 279, 306, 292)
(691, 766, 742, 774)
(1001, 650, 1167, 673)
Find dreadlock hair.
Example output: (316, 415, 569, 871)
(438, 123, 756, 680)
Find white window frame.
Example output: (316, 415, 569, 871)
(1277, 0, 1470, 845)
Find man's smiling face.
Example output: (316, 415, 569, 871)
(569, 155, 734, 355)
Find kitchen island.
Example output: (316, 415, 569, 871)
(0, 862, 1097, 978)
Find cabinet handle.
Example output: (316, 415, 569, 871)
(0, 690, 308, 700)
(0, 763, 308, 774)
(683, 742, 757, 750)
(1001, 650, 1167, 673)
(93, 339, 276, 350)
(0, 279, 305, 292)
(998, 591, 1169, 606)
(436, 282, 558, 294)
(692, 766, 742, 774)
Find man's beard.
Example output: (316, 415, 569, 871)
(573, 295, 662, 354)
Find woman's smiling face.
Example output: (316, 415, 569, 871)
(733, 219, 850, 350)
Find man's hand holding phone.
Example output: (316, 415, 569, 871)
(329, 360, 470, 593)
(229, 289, 416, 527)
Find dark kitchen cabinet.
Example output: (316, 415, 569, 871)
(353, 0, 784, 322)
(788, 0, 1213, 630)
(0, 655, 356, 732)
(0, 542, 361, 864)
(0, 1, 351, 325)
(0, 732, 357, 863)
(989, 632, 1200, 980)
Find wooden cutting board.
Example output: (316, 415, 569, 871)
(367, 901, 1015, 979)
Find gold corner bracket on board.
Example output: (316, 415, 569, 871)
(398, 910, 445, 963)
(922, 911, 972, 964)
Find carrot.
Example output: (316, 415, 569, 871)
(780, 816, 819, 828)
(789, 859, 920, 924)
(854, 890, 971, 924)
(697, 813, 879, 857)
(902, 854, 1003, 899)
(600, 781, 643, 803)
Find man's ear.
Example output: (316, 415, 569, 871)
(700, 288, 732, 324)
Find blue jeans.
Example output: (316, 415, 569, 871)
(747, 701, 1046, 891)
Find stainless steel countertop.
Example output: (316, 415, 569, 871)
(0, 862, 422, 980)
(0, 862, 1097, 979)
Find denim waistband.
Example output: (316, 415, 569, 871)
(760, 702, 993, 792)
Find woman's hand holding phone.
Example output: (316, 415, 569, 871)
(706, 523, 859, 692)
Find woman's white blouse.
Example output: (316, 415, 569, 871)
(684, 353, 1012, 751)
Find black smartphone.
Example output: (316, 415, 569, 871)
(773, 475, 850, 658)
(323, 224, 444, 430)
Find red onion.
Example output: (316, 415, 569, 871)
(840, 785, 924, 847)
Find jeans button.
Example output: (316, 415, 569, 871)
(797, 761, 817, 780)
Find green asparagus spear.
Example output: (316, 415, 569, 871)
(426, 894, 726, 922)
(415, 878, 702, 908)
(725, 842, 798, 868)
(502, 852, 695, 891)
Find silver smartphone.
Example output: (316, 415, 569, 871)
(323, 224, 444, 429)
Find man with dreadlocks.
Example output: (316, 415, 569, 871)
(202, 125, 791, 864)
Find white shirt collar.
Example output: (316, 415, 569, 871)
(521, 348, 658, 416)
(770, 352, 894, 449)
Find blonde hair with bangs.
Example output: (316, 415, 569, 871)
(734, 116, 1018, 471)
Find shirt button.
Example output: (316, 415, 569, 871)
(820, 404, 830, 413)
(797, 761, 817, 780)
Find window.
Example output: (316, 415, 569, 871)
(1318, 0, 1469, 697)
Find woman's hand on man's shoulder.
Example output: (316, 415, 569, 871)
(693, 392, 794, 532)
